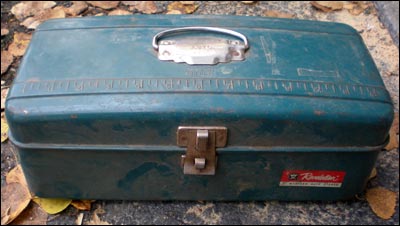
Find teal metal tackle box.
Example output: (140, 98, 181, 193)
(5, 15, 393, 201)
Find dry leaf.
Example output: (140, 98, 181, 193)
(343, 2, 356, 10)
(368, 167, 377, 180)
(1, 51, 14, 74)
(166, 10, 182, 15)
(349, 7, 364, 16)
(167, 1, 198, 14)
(393, 112, 399, 134)
(1, 183, 32, 224)
(32, 198, 72, 215)
(108, 9, 131, 16)
(75, 213, 84, 225)
(71, 200, 93, 211)
(87, 207, 111, 225)
(124, 1, 158, 14)
(6, 164, 28, 188)
(8, 33, 32, 57)
(263, 10, 295, 18)
(385, 125, 398, 150)
(87, 1, 120, 10)
(311, 1, 343, 12)
(1, 113, 9, 143)
(1, 87, 9, 110)
(1, 28, 9, 36)
(65, 1, 88, 16)
(180, 1, 195, 5)
(11, 1, 56, 20)
(366, 187, 397, 219)
(21, 6, 66, 30)
(9, 202, 47, 225)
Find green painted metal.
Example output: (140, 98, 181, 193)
(6, 15, 393, 200)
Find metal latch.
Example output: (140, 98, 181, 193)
(177, 126, 227, 175)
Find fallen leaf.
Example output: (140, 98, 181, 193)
(21, 6, 66, 30)
(385, 125, 398, 150)
(1, 28, 9, 36)
(1, 87, 9, 110)
(87, 207, 111, 225)
(1, 113, 9, 143)
(32, 198, 72, 215)
(263, 10, 295, 18)
(95, 13, 105, 16)
(87, 1, 120, 10)
(392, 112, 398, 134)
(166, 10, 182, 15)
(368, 167, 377, 181)
(241, 1, 256, 4)
(6, 164, 28, 188)
(1, 183, 32, 224)
(167, 1, 198, 14)
(8, 33, 32, 57)
(1, 51, 14, 74)
(366, 187, 397, 219)
(124, 1, 158, 14)
(65, 1, 88, 16)
(180, 1, 195, 5)
(108, 9, 131, 16)
(9, 202, 47, 225)
(310, 1, 343, 12)
(349, 6, 365, 16)
(11, 1, 56, 21)
(343, 2, 356, 10)
(75, 213, 84, 225)
(71, 200, 93, 211)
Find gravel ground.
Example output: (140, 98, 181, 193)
(1, 1, 399, 225)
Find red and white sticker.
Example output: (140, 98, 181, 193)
(280, 170, 346, 188)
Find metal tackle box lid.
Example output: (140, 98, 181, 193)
(5, 15, 393, 149)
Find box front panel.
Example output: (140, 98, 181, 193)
(18, 147, 379, 201)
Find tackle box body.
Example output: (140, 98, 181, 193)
(6, 15, 393, 200)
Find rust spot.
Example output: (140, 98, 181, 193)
(314, 110, 325, 116)
(70, 114, 78, 119)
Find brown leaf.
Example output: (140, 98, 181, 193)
(366, 187, 397, 219)
(343, 2, 356, 10)
(21, 6, 66, 30)
(1, 113, 9, 143)
(95, 13, 105, 17)
(124, 1, 158, 14)
(87, 1, 120, 10)
(65, 1, 88, 16)
(71, 200, 93, 211)
(1, 28, 9, 36)
(87, 207, 111, 225)
(1, 51, 14, 74)
(180, 1, 195, 5)
(11, 1, 56, 21)
(368, 167, 377, 181)
(349, 6, 365, 16)
(1, 183, 32, 224)
(385, 124, 398, 150)
(9, 202, 47, 225)
(6, 164, 28, 188)
(311, 1, 343, 12)
(75, 213, 84, 225)
(8, 33, 32, 57)
(108, 9, 131, 16)
(393, 112, 399, 134)
(263, 10, 295, 18)
(166, 10, 182, 15)
(167, 1, 198, 14)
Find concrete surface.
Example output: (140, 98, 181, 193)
(374, 1, 399, 47)
(1, 1, 399, 225)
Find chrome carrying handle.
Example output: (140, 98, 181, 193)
(152, 26, 249, 50)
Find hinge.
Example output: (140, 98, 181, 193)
(177, 126, 227, 175)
